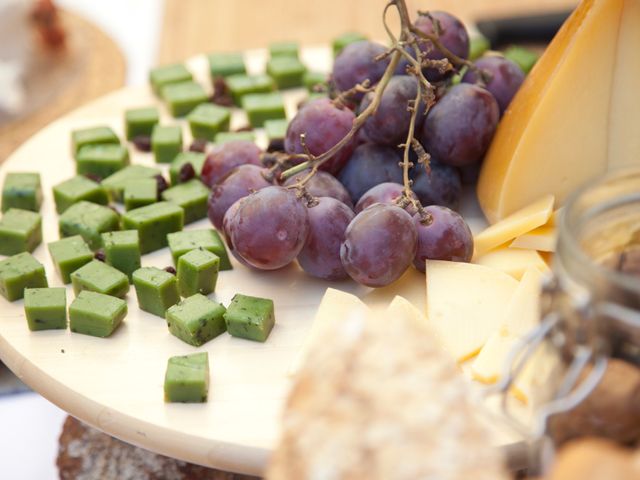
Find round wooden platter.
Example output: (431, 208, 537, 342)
(0, 48, 522, 476)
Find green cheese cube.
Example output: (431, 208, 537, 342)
(269, 41, 299, 59)
(132, 267, 180, 318)
(208, 52, 246, 78)
(70, 260, 129, 298)
(306, 92, 328, 104)
(121, 201, 184, 254)
(226, 74, 275, 105)
(266, 56, 306, 89)
(53, 175, 109, 214)
(2, 172, 43, 213)
(101, 165, 161, 202)
(102, 230, 141, 280)
(124, 178, 157, 211)
(124, 107, 159, 140)
(177, 248, 219, 297)
(76, 144, 130, 180)
(0, 252, 48, 301)
(149, 64, 193, 94)
(59, 201, 120, 250)
(469, 35, 491, 61)
(223, 293, 275, 342)
(503, 46, 539, 74)
(0, 209, 42, 256)
(169, 152, 206, 185)
(214, 131, 256, 145)
(161, 179, 209, 224)
(69, 290, 126, 337)
(71, 126, 120, 155)
(24, 287, 67, 331)
(167, 229, 231, 271)
(152, 125, 183, 164)
(264, 119, 288, 142)
(164, 352, 209, 403)
(333, 32, 367, 56)
(47, 236, 93, 284)
(187, 104, 231, 141)
(166, 293, 226, 346)
(161, 82, 208, 117)
(242, 92, 286, 128)
(303, 71, 328, 91)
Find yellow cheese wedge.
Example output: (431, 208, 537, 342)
(502, 267, 545, 336)
(425, 260, 518, 362)
(478, 0, 640, 223)
(387, 295, 428, 326)
(474, 247, 549, 280)
(471, 330, 518, 385)
(510, 226, 557, 252)
(473, 195, 554, 257)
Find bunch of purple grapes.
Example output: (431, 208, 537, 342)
(204, 10, 525, 287)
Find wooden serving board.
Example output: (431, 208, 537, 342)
(0, 49, 521, 476)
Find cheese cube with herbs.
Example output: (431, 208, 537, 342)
(169, 152, 206, 185)
(187, 104, 231, 141)
(48, 236, 94, 284)
(151, 125, 182, 164)
(0, 252, 48, 301)
(132, 267, 180, 318)
(121, 201, 184, 254)
(177, 248, 219, 297)
(102, 230, 141, 280)
(164, 352, 209, 403)
(24, 287, 67, 331)
(149, 63, 192, 94)
(59, 201, 120, 250)
(69, 290, 126, 338)
(167, 229, 232, 270)
(224, 293, 275, 342)
(76, 144, 130, 180)
(2, 172, 42, 213)
(124, 106, 159, 140)
(101, 165, 161, 202)
(53, 175, 108, 214)
(267, 56, 306, 89)
(269, 41, 299, 59)
(70, 260, 130, 299)
(123, 178, 157, 211)
(214, 131, 256, 145)
(208, 52, 245, 78)
(71, 126, 119, 155)
(226, 74, 275, 105)
(161, 179, 209, 224)
(161, 81, 208, 117)
(166, 293, 227, 346)
(303, 71, 328, 91)
(242, 92, 286, 127)
(332, 32, 367, 56)
(264, 119, 288, 151)
(0, 209, 42, 256)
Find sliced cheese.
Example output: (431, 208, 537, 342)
(473, 195, 554, 257)
(361, 268, 426, 312)
(387, 295, 428, 326)
(289, 288, 369, 375)
(510, 225, 557, 252)
(471, 330, 518, 385)
(478, 0, 639, 223)
(425, 260, 518, 362)
(474, 247, 549, 280)
(502, 267, 545, 336)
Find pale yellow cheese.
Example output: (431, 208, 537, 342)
(502, 267, 545, 336)
(510, 225, 557, 252)
(471, 330, 518, 385)
(478, 0, 639, 223)
(387, 295, 428, 326)
(474, 247, 549, 280)
(473, 195, 554, 257)
(425, 260, 518, 362)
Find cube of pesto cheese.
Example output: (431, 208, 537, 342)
(132, 267, 180, 318)
(69, 290, 127, 337)
(47, 236, 94, 284)
(71, 126, 120, 156)
(207, 52, 246, 78)
(223, 293, 275, 342)
(123, 178, 157, 211)
(0, 252, 48, 302)
(0, 208, 42, 256)
(169, 152, 206, 185)
(166, 293, 226, 346)
(149, 63, 193, 94)
(187, 103, 231, 142)
(266, 56, 306, 89)
(58, 201, 120, 250)
(226, 74, 275, 105)
(332, 32, 367, 56)
(70, 260, 130, 299)
(241, 92, 286, 128)
(167, 229, 232, 270)
(124, 106, 159, 140)
(177, 248, 219, 297)
(161, 81, 208, 117)
(2, 172, 43, 213)
(102, 230, 141, 280)
(214, 131, 256, 145)
(101, 165, 161, 202)
(161, 179, 209, 224)
(164, 352, 209, 403)
(269, 41, 299, 59)
(76, 144, 130, 180)
(24, 287, 67, 331)
(121, 202, 184, 254)
(303, 71, 328, 91)
(53, 175, 109, 214)
(152, 125, 183, 164)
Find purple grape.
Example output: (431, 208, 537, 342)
(224, 186, 309, 270)
(207, 164, 271, 229)
(340, 204, 417, 287)
(297, 197, 355, 280)
(360, 76, 426, 147)
(410, 161, 462, 210)
(283, 169, 353, 208)
(285, 98, 356, 175)
(413, 206, 473, 271)
(419, 83, 499, 167)
(201, 140, 262, 187)
(462, 56, 525, 114)
(222, 200, 253, 268)
(355, 182, 418, 216)
(332, 40, 390, 100)
(458, 163, 481, 185)
(338, 143, 403, 203)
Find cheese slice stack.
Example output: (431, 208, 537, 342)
(478, 0, 640, 223)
